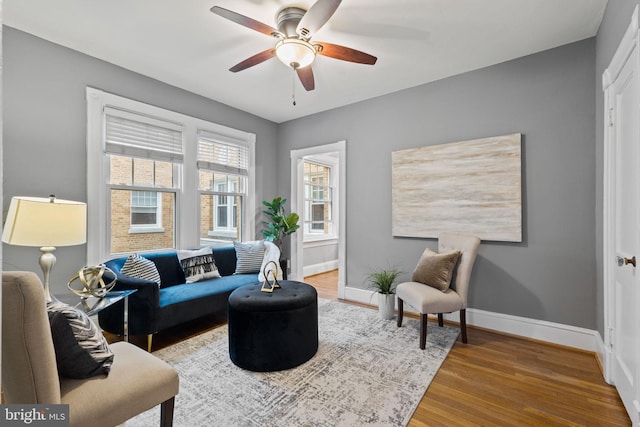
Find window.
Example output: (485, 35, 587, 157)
(87, 88, 256, 262)
(104, 108, 181, 253)
(198, 132, 249, 247)
(131, 191, 160, 227)
(303, 161, 333, 238)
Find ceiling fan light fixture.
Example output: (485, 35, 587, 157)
(275, 39, 316, 69)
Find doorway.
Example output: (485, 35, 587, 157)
(290, 141, 346, 299)
(603, 5, 640, 424)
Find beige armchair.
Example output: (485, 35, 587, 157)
(396, 232, 481, 349)
(2, 271, 179, 427)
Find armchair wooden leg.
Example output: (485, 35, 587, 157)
(460, 309, 468, 343)
(160, 396, 175, 427)
(148, 334, 154, 352)
(437, 313, 444, 327)
(397, 298, 404, 327)
(420, 314, 428, 350)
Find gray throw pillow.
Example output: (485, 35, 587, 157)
(412, 248, 461, 291)
(47, 301, 114, 379)
(234, 240, 266, 274)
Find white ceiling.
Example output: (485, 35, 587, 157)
(5, 0, 607, 123)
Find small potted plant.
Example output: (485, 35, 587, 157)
(366, 266, 402, 320)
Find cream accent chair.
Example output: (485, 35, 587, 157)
(396, 232, 481, 349)
(2, 271, 179, 427)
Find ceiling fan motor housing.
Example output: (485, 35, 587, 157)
(277, 7, 307, 38)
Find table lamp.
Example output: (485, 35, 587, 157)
(2, 195, 87, 301)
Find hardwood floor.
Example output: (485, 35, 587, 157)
(116, 270, 629, 426)
(309, 271, 629, 426)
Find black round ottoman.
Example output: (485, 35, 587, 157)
(228, 281, 318, 372)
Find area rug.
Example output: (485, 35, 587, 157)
(127, 299, 458, 427)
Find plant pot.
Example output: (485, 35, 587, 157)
(378, 293, 395, 320)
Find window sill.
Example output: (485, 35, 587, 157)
(303, 237, 339, 248)
(128, 226, 165, 234)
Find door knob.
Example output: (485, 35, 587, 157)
(618, 255, 636, 267)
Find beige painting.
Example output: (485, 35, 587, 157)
(392, 133, 522, 242)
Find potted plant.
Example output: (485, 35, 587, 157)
(366, 266, 402, 320)
(261, 197, 300, 252)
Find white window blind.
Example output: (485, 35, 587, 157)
(197, 131, 249, 176)
(104, 107, 184, 162)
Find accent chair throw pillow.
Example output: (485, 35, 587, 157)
(121, 253, 162, 286)
(412, 248, 461, 291)
(47, 301, 114, 379)
(177, 247, 221, 283)
(234, 240, 266, 274)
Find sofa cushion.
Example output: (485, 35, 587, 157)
(121, 254, 161, 286)
(158, 273, 260, 308)
(144, 252, 186, 287)
(47, 301, 114, 379)
(177, 247, 221, 283)
(234, 240, 265, 274)
(412, 248, 461, 291)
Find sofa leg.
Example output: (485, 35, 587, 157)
(437, 313, 444, 327)
(460, 309, 468, 343)
(160, 396, 175, 427)
(396, 298, 404, 327)
(148, 334, 153, 352)
(420, 314, 428, 350)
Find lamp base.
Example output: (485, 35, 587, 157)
(39, 246, 59, 302)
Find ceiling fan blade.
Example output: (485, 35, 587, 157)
(315, 42, 377, 65)
(229, 49, 276, 73)
(296, 66, 315, 91)
(211, 6, 282, 38)
(296, 0, 342, 39)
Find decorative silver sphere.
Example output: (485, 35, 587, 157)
(68, 265, 116, 298)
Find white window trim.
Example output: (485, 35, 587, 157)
(303, 158, 338, 243)
(86, 87, 256, 263)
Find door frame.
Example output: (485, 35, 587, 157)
(602, 5, 640, 422)
(290, 140, 346, 298)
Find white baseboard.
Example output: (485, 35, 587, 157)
(304, 260, 339, 277)
(343, 286, 600, 352)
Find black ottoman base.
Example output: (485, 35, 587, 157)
(228, 281, 318, 372)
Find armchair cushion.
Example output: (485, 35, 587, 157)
(47, 301, 114, 379)
(234, 240, 265, 274)
(177, 247, 220, 283)
(412, 248, 460, 291)
(121, 254, 161, 286)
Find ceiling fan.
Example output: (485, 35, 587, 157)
(210, 0, 377, 92)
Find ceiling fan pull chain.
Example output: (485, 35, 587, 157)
(291, 67, 297, 106)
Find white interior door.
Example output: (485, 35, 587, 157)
(604, 6, 640, 424)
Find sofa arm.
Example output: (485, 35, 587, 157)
(97, 273, 160, 336)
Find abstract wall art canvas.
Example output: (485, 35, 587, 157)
(392, 133, 522, 242)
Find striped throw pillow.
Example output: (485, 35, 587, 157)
(121, 254, 161, 286)
(234, 240, 265, 274)
(47, 301, 114, 378)
(177, 247, 221, 283)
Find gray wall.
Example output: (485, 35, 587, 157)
(594, 0, 639, 339)
(278, 39, 597, 329)
(2, 27, 279, 297)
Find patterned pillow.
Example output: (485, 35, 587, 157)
(412, 248, 461, 291)
(177, 247, 221, 283)
(234, 240, 266, 274)
(121, 254, 161, 286)
(47, 301, 114, 379)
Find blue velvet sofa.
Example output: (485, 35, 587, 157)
(97, 246, 262, 351)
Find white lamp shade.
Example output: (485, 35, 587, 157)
(275, 39, 316, 69)
(2, 196, 87, 247)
